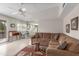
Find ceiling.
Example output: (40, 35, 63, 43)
(60, 3, 79, 19)
(0, 3, 78, 22)
(0, 3, 61, 21)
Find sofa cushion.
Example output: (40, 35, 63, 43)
(58, 34, 66, 44)
(49, 39, 59, 45)
(43, 33, 51, 39)
(38, 33, 43, 38)
(51, 33, 54, 39)
(67, 43, 79, 53)
(40, 41, 49, 47)
(65, 36, 79, 53)
(46, 48, 79, 56)
(48, 38, 59, 49)
(35, 33, 43, 38)
(53, 33, 60, 41)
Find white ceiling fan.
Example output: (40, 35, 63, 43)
(8, 3, 27, 17)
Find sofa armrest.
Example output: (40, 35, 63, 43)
(46, 48, 79, 56)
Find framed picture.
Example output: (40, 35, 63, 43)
(66, 24, 70, 33)
(71, 16, 78, 30)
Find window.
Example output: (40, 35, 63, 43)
(17, 23, 27, 32)
(0, 20, 6, 39)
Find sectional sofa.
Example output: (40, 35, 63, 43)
(31, 33, 79, 56)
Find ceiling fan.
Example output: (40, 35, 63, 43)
(8, 3, 27, 17)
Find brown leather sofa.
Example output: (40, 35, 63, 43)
(46, 33, 79, 56)
(31, 33, 54, 47)
(31, 33, 79, 56)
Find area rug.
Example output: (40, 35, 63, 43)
(15, 45, 46, 56)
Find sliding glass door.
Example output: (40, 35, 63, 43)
(0, 20, 6, 39)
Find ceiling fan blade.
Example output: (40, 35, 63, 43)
(7, 3, 27, 16)
(8, 7, 16, 10)
(7, 7, 19, 14)
(12, 12, 18, 15)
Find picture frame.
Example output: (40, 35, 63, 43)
(66, 24, 70, 33)
(71, 16, 78, 30)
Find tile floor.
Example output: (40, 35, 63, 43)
(0, 39, 31, 56)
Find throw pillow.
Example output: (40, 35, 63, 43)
(57, 41, 68, 50)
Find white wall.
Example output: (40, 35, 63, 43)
(38, 19, 63, 33)
(63, 4, 79, 39)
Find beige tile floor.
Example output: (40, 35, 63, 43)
(0, 39, 31, 56)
